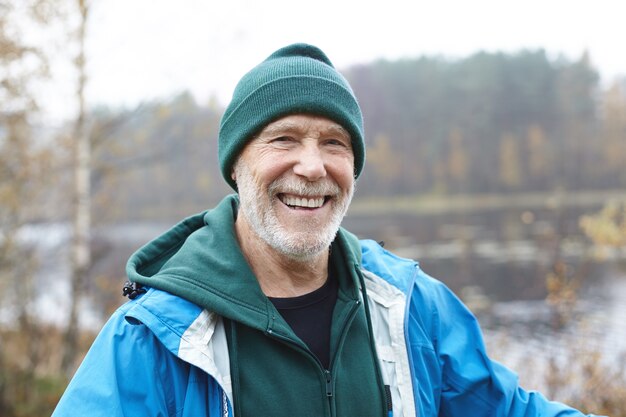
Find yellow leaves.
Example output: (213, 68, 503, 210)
(499, 132, 522, 188)
(545, 272, 578, 305)
(527, 124, 549, 177)
(579, 202, 626, 247)
(366, 134, 401, 183)
(0, 181, 20, 213)
(600, 82, 626, 172)
(447, 128, 468, 183)
(545, 261, 580, 328)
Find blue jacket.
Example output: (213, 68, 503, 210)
(52, 238, 599, 416)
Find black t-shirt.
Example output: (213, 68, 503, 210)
(268, 274, 338, 369)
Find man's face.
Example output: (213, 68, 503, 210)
(233, 114, 355, 260)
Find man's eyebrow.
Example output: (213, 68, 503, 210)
(324, 124, 351, 139)
(259, 121, 351, 138)
(259, 121, 301, 136)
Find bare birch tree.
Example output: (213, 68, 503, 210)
(61, 0, 91, 374)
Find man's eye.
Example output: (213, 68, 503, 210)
(326, 139, 349, 147)
(272, 136, 294, 143)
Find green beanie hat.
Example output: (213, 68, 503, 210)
(218, 43, 365, 190)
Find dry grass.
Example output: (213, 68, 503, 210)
(0, 326, 95, 417)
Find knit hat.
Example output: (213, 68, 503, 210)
(218, 43, 365, 190)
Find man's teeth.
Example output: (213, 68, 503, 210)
(282, 195, 325, 208)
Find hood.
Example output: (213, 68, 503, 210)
(126, 194, 362, 333)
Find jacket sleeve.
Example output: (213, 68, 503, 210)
(51, 304, 188, 417)
(420, 276, 604, 417)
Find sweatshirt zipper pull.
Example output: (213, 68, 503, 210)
(325, 370, 333, 397)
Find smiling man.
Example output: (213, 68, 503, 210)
(235, 115, 355, 258)
(52, 44, 604, 417)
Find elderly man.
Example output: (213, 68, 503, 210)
(52, 43, 602, 417)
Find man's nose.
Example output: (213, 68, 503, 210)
(293, 143, 327, 181)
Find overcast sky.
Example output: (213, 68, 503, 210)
(45, 0, 626, 121)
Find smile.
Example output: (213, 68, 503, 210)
(279, 194, 326, 209)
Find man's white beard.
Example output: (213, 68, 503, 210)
(234, 161, 354, 261)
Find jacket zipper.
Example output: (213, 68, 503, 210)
(384, 384, 393, 417)
(325, 369, 333, 397)
(266, 298, 361, 416)
(324, 298, 361, 414)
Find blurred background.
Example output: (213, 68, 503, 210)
(1, 0, 625, 415)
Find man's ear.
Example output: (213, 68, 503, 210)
(231, 170, 237, 182)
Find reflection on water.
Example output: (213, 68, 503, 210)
(343, 206, 620, 301)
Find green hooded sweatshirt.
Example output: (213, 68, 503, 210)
(127, 195, 387, 416)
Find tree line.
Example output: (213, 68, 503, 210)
(83, 50, 626, 223)
(347, 50, 624, 196)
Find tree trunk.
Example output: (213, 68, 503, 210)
(61, 0, 91, 375)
